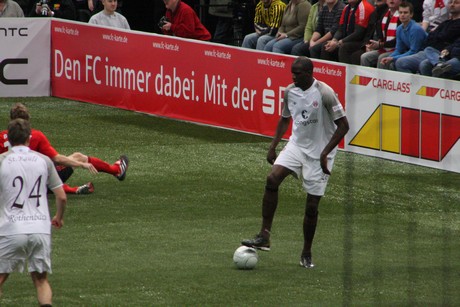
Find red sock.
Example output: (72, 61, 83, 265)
(88, 156, 119, 175)
(63, 183, 77, 194)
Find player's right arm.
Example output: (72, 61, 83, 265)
(267, 117, 291, 164)
(267, 88, 292, 164)
(34, 130, 97, 174)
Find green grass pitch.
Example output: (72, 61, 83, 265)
(0, 97, 458, 306)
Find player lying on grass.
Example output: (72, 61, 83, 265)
(0, 103, 129, 194)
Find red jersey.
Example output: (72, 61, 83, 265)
(0, 129, 59, 158)
(339, 0, 375, 34)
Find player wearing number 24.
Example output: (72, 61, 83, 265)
(0, 118, 66, 306)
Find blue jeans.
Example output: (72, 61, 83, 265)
(264, 37, 302, 54)
(395, 51, 427, 73)
(242, 33, 275, 50)
(419, 47, 440, 75)
(291, 41, 310, 56)
(419, 46, 460, 77)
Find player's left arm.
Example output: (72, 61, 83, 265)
(46, 156, 67, 228)
(320, 116, 349, 175)
(53, 154, 98, 174)
(51, 186, 66, 229)
(320, 84, 349, 174)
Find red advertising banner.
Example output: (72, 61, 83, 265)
(51, 20, 346, 139)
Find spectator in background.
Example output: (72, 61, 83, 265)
(30, 0, 76, 19)
(396, 0, 460, 74)
(15, 0, 33, 15)
(421, 0, 449, 32)
(361, 0, 402, 67)
(428, 40, 460, 77)
(309, 0, 345, 59)
(241, 0, 286, 50)
(208, 0, 234, 44)
(72, 0, 95, 12)
(380, 2, 427, 70)
(346, 0, 388, 64)
(407, 0, 423, 21)
(430, 37, 460, 78)
(322, 0, 376, 64)
(0, 0, 24, 16)
(160, 0, 211, 41)
(72, 0, 95, 21)
(122, 0, 160, 33)
(264, 0, 311, 54)
(89, 0, 130, 29)
(291, 0, 325, 56)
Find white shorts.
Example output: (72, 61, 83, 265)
(274, 142, 334, 196)
(0, 234, 52, 274)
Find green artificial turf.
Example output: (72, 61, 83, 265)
(0, 97, 458, 306)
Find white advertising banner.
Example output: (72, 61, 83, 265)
(0, 18, 51, 97)
(346, 66, 460, 173)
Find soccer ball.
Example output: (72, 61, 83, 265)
(233, 246, 258, 270)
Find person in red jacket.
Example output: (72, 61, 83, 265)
(160, 0, 211, 41)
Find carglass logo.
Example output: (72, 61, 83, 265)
(350, 75, 411, 93)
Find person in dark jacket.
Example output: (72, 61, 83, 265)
(29, 0, 77, 19)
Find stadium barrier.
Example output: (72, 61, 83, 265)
(1, 18, 459, 173)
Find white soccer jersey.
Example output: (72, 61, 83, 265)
(0, 146, 62, 236)
(282, 79, 346, 159)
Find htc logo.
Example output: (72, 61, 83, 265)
(0, 27, 28, 37)
(0, 58, 28, 85)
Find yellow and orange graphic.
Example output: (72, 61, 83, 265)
(349, 75, 372, 86)
(349, 104, 460, 161)
(416, 86, 440, 97)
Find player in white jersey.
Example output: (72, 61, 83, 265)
(0, 119, 66, 306)
(242, 56, 349, 268)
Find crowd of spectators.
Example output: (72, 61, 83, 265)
(1, 0, 459, 80)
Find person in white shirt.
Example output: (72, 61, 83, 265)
(0, 119, 66, 306)
(241, 56, 349, 269)
(88, 0, 129, 29)
(422, 0, 450, 31)
(0, 0, 24, 17)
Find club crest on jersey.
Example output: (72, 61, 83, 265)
(332, 104, 343, 112)
(312, 101, 319, 108)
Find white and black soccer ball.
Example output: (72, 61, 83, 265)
(233, 246, 258, 270)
